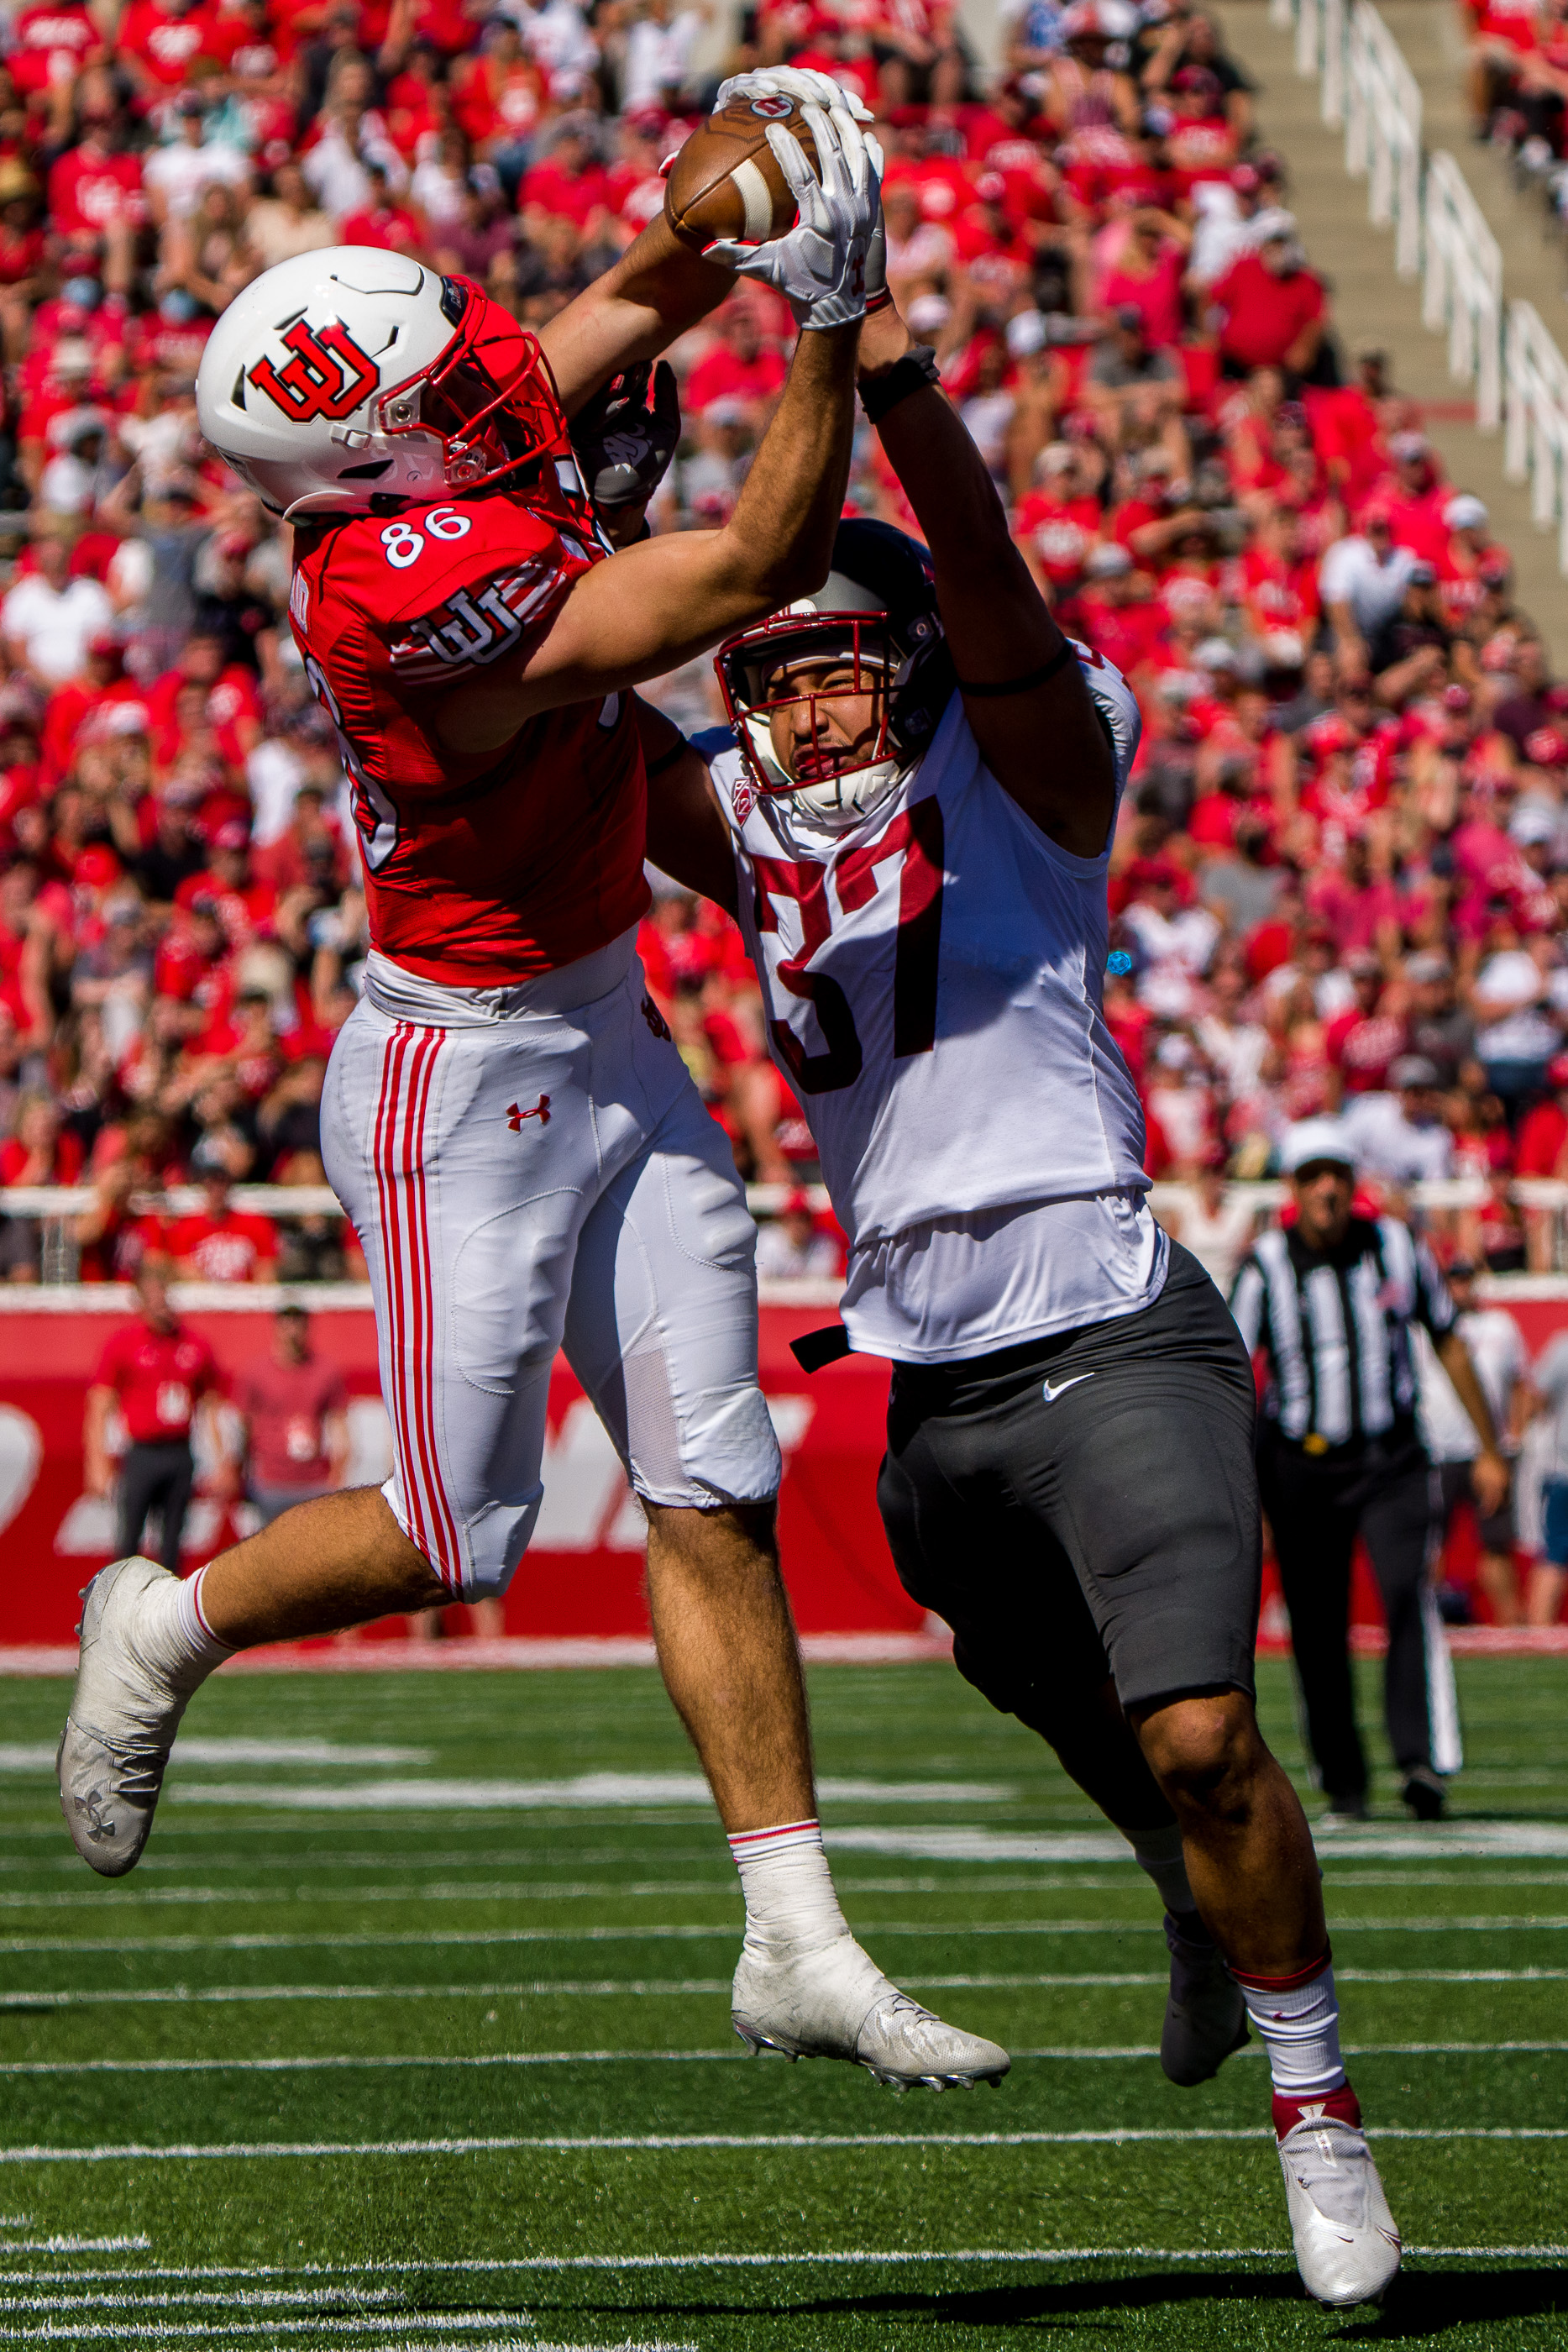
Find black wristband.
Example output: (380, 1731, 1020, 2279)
(858, 343, 941, 425)
(954, 638, 1077, 698)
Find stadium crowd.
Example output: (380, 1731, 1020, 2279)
(0, 0, 1560, 1309)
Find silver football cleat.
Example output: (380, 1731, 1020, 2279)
(732, 1936, 1010, 2090)
(1160, 1910, 1249, 2087)
(57, 1557, 204, 1877)
(1277, 2110, 1403, 2307)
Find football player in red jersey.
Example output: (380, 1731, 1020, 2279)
(56, 77, 1009, 2096)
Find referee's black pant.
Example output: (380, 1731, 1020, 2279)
(116, 1439, 195, 1574)
(1256, 1425, 1457, 1806)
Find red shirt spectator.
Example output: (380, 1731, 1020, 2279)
(92, 1310, 221, 1443)
(117, 0, 238, 89)
(167, 1176, 277, 1282)
(234, 1310, 347, 1494)
(8, 0, 106, 92)
(1210, 240, 1325, 375)
(47, 140, 144, 240)
(0, 1095, 84, 1186)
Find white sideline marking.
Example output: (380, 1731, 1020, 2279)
(4, 2246, 1567, 2289)
(6, 1913, 1565, 1957)
(0, 2038, 1562, 2080)
(165, 1776, 1013, 1811)
(0, 2320, 687, 2347)
(3, 2126, 1568, 2165)
(829, 1823, 1568, 1861)
(6, 1965, 1568, 2009)
(0, 2238, 147, 2255)
(0, 1743, 426, 1772)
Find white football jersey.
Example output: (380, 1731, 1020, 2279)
(713, 644, 1151, 1282)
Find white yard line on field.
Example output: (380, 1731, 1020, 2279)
(6, 1966, 1568, 2010)
(4, 1914, 1565, 1956)
(160, 1777, 1015, 1811)
(3, 2127, 1568, 2164)
(3, 2247, 1565, 2292)
(0, 2039, 1564, 2079)
(0, 2318, 690, 2348)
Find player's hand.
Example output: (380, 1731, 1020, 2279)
(1472, 1448, 1511, 1517)
(569, 360, 681, 508)
(704, 105, 884, 331)
(716, 65, 875, 123)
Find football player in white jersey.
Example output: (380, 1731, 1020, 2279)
(637, 292, 1403, 2308)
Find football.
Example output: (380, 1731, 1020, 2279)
(663, 93, 820, 250)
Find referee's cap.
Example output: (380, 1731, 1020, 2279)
(1282, 1117, 1356, 1177)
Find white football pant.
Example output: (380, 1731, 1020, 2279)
(321, 928, 781, 1599)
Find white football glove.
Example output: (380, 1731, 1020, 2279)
(704, 104, 884, 331)
(716, 64, 876, 124)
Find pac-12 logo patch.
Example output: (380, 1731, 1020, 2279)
(749, 93, 794, 117)
(248, 320, 379, 423)
(730, 779, 754, 822)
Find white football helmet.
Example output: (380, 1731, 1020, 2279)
(716, 519, 956, 831)
(195, 247, 564, 522)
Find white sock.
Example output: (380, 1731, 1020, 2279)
(728, 1819, 853, 1965)
(1128, 1821, 1198, 1917)
(139, 1566, 236, 1693)
(1234, 1956, 1347, 2100)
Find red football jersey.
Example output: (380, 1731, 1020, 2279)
(289, 472, 650, 984)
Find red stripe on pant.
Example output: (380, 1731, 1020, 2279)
(374, 1022, 459, 1585)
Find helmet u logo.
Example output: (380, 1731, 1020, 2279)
(248, 320, 379, 423)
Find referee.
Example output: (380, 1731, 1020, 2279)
(1230, 1120, 1509, 1824)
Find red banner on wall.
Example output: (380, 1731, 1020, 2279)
(0, 1302, 923, 1648)
(4, 1294, 1565, 1650)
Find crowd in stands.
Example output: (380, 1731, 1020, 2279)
(0, 0, 1560, 1297)
(1462, 0, 1568, 210)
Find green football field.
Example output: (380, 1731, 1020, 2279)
(1, 1651, 1565, 2349)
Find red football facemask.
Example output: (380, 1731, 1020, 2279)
(375, 280, 565, 494)
(718, 612, 895, 796)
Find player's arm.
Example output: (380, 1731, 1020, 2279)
(634, 698, 741, 916)
(438, 325, 858, 755)
(83, 1383, 115, 1499)
(1434, 1329, 1510, 1509)
(540, 216, 736, 418)
(855, 300, 1117, 858)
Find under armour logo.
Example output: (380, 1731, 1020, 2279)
(507, 1095, 551, 1130)
(74, 1788, 115, 1843)
(248, 319, 379, 423)
(641, 995, 672, 1041)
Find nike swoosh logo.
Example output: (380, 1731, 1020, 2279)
(1042, 1373, 1093, 1404)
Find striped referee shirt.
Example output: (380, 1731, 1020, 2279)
(1229, 1216, 1456, 1448)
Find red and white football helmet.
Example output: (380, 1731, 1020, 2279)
(196, 248, 564, 522)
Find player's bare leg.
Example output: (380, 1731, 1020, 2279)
(1014, 1674, 1249, 2086)
(643, 1499, 813, 1829)
(1132, 1688, 1401, 2307)
(55, 1490, 446, 1877)
(643, 1495, 1009, 2089)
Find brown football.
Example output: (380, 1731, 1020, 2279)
(663, 93, 820, 250)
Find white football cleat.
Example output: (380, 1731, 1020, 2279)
(732, 1936, 1010, 2090)
(57, 1557, 205, 1877)
(1277, 2111, 1403, 2307)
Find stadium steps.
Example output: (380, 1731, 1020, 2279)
(1211, 0, 1564, 657)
